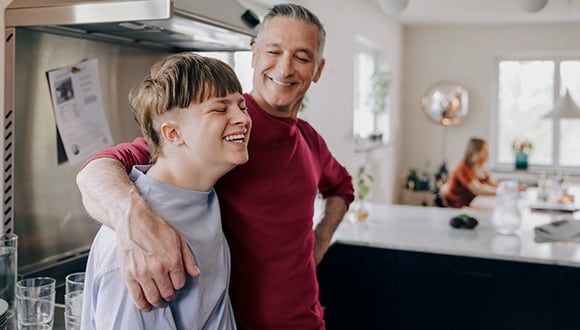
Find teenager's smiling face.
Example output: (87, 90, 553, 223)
(178, 92, 251, 170)
(250, 17, 325, 118)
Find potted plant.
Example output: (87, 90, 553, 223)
(367, 70, 391, 141)
(299, 94, 309, 113)
(352, 165, 374, 221)
(512, 138, 533, 170)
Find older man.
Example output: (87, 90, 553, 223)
(77, 4, 353, 329)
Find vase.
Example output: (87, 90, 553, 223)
(515, 151, 528, 170)
(351, 199, 369, 222)
(491, 180, 522, 234)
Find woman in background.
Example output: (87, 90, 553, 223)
(445, 137, 498, 208)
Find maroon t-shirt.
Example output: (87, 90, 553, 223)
(85, 94, 354, 329)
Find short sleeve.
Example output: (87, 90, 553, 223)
(81, 137, 150, 173)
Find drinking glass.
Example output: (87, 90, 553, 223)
(492, 180, 522, 234)
(0, 234, 17, 319)
(64, 272, 85, 330)
(16, 277, 55, 330)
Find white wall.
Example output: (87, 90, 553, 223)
(298, 0, 404, 203)
(401, 23, 580, 201)
(0, 1, 403, 216)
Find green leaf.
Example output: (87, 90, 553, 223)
(358, 184, 370, 200)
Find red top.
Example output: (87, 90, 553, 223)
(85, 94, 354, 329)
(445, 163, 490, 208)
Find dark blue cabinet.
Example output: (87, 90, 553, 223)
(318, 243, 565, 330)
(317, 243, 397, 329)
(395, 251, 556, 330)
(558, 266, 580, 330)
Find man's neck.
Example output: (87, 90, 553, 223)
(249, 91, 300, 119)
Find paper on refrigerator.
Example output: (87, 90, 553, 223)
(46, 59, 113, 165)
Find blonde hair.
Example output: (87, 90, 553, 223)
(462, 137, 488, 170)
(129, 52, 242, 163)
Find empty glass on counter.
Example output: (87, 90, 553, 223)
(0, 297, 8, 330)
(64, 272, 85, 330)
(0, 234, 18, 320)
(537, 172, 574, 204)
(16, 277, 55, 330)
(491, 180, 522, 234)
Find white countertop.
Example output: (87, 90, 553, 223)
(330, 201, 580, 268)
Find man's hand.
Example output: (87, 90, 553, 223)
(117, 201, 200, 310)
(313, 229, 331, 265)
(76, 158, 199, 311)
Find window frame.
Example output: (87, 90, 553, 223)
(353, 35, 392, 152)
(197, 51, 253, 92)
(491, 52, 580, 174)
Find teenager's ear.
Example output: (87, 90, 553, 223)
(160, 121, 183, 146)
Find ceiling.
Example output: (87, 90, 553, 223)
(393, 0, 580, 25)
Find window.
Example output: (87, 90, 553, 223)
(233, 52, 253, 92)
(198, 51, 253, 92)
(494, 57, 580, 172)
(353, 36, 391, 151)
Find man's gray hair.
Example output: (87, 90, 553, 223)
(256, 3, 326, 59)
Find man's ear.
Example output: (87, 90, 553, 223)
(160, 121, 183, 146)
(251, 42, 258, 69)
(312, 58, 325, 83)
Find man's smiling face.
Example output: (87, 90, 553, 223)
(250, 16, 325, 118)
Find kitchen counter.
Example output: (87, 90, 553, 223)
(331, 201, 580, 268)
(317, 202, 580, 330)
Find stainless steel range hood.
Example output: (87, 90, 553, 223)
(5, 0, 259, 51)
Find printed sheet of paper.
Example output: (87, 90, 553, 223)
(46, 59, 113, 165)
(534, 219, 580, 243)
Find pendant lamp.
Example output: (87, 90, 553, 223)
(542, 88, 580, 119)
(378, 0, 409, 15)
(517, 0, 549, 13)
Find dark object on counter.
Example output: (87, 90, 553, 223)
(449, 214, 478, 229)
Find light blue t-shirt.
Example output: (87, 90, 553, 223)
(81, 165, 236, 330)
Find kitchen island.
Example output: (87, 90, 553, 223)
(317, 203, 580, 330)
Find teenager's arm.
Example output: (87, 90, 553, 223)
(76, 142, 198, 311)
